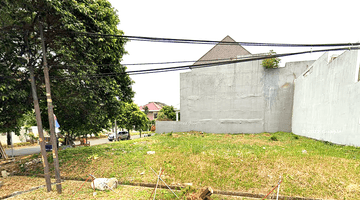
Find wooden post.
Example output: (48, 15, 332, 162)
(25, 31, 52, 191)
(0, 142, 8, 160)
(189, 187, 213, 200)
(39, 23, 62, 194)
(29, 63, 52, 192)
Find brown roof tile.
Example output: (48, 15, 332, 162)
(193, 35, 251, 66)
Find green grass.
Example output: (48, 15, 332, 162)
(19, 132, 360, 199)
(7, 178, 248, 200)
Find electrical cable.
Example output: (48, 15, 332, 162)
(2, 24, 360, 47)
(69, 31, 360, 47)
(49, 55, 261, 68)
(50, 46, 360, 79)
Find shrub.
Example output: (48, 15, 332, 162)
(262, 50, 280, 69)
(157, 106, 176, 121)
(270, 135, 278, 141)
(28, 132, 39, 144)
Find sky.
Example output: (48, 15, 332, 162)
(107, 0, 360, 109)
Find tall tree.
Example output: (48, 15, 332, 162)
(0, 30, 32, 145)
(144, 106, 149, 116)
(0, 0, 134, 141)
(118, 102, 148, 135)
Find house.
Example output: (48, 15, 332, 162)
(156, 36, 313, 134)
(139, 102, 167, 120)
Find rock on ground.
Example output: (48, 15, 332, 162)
(91, 178, 118, 191)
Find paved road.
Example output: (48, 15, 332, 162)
(4, 134, 151, 157)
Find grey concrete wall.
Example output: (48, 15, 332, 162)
(181, 60, 265, 133)
(157, 59, 313, 134)
(292, 51, 360, 146)
(264, 61, 314, 132)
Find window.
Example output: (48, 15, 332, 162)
(154, 113, 158, 119)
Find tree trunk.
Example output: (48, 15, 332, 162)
(6, 132, 11, 146)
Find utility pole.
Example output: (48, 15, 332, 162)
(29, 64, 52, 192)
(39, 23, 62, 194)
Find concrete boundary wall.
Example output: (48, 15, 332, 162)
(157, 59, 313, 134)
(292, 50, 360, 146)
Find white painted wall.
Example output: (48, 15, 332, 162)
(292, 50, 360, 146)
(0, 126, 54, 145)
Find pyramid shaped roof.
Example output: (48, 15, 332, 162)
(193, 35, 251, 66)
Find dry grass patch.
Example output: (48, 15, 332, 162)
(0, 176, 54, 198)
(3, 176, 249, 200)
(7, 132, 360, 200)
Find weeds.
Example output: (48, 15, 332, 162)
(270, 135, 278, 141)
(15, 132, 360, 199)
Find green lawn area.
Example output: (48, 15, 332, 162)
(16, 132, 360, 199)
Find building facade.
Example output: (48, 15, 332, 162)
(292, 50, 360, 146)
(157, 36, 313, 133)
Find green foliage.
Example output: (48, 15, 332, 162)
(157, 106, 177, 121)
(0, 56, 31, 135)
(0, 0, 134, 139)
(262, 50, 280, 69)
(118, 102, 149, 132)
(164, 160, 176, 172)
(143, 106, 149, 115)
(18, 132, 360, 199)
(28, 132, 38, 141)
(270, 135, 278, 141)
(22, 111, 37, 127)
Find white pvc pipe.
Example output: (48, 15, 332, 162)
(276, 177, 281, 200)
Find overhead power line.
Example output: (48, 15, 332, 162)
(50, 46, 360, 79)
(49, 56, 259, 68)
(71, 31, 360, 47)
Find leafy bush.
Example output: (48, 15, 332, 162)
(157, 106, 177, 121)
(270, 135, 278, 141)
(28, 132, 38, 144)
(262, 50, 280, 69)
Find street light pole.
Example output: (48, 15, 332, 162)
(39, 23, 62, 194)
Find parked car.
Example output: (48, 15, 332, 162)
(108, 131, 130, 142)
(143, 133, 152, 137)
(44, 137, 59, 151)
(117, 131, 130, 140)
(108, 134, 115, 142)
